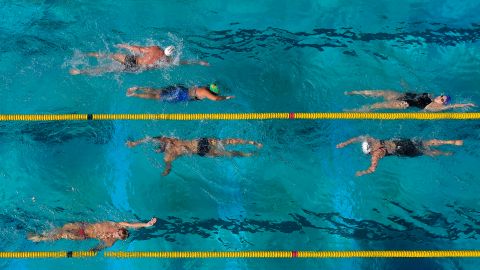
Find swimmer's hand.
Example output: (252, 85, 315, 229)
(248, 141, 263, 148)
(146, 218, 157, 227)
(336, 143, 347, 149)
(226, 96, 235, 100)
(116, 43, 129, 49)
(69, 69, 81, 75)
(355, 170, 368, 177)
(199, 61, 210, 66)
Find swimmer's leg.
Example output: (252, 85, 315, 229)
(220, 138, 263, 148)
(355, 101, 408, 111)
(69, 66, 118, 76)
(28, 229, 62, 242)
(126, 87, 161, 99)
(87, 53, 127, 64)
(209, 149, 254, 157)
(346, 90, 402, 100)
(422, 149, 453, 156)
(423, 139, 463, 147)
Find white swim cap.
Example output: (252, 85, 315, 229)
(164, 46, 175, 56)
(361, 141, 371, 154)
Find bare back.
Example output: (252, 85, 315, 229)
(86, 222, 120, 240)
(163, 138, 199, 158)
(136, 46, 167, 65)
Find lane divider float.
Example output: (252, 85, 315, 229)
(1, 112, 480, 121)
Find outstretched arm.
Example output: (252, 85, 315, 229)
(118, 218, 157, 229)
(116, 44, 151, 54)
(203, 90, 235, 101)
(425, 103, 476, 112)
(356, 152, 382, 176)
(179, 60, 210, 66)
(126, 136, 157, 148)
(336, 136, 368, 148)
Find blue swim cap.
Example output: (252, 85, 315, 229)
(440, 95, 451, 105)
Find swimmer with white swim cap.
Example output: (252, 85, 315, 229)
(70, 43, 209, 75)
(337, 135, 463, 176)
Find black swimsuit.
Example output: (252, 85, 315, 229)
(399, 93, 432, 109)
(124, 55, 139, 71)
(197, 138, 211, 157)
(382, 139, 423, 157)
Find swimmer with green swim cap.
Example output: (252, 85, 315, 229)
(126, 83, 235, 102)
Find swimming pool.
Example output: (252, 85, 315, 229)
(1, 0, 480, 269)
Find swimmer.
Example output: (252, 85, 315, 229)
(345, 90, 475, 111)
(126, 136, 263, 176)
(126, 83, 234, 102)
(69, 44, 209, 75)
(336, 136, 463, 176)
(28, 217, 157, 251)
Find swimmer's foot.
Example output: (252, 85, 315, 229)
(454, 140, 463, 146)
(253, 142, 263, 149)
(86, 52, 102, 58)
(344, 108, 370, 112)
(69, 69, 81, 75)
(126, 87, 139, 97)
(345, 91, 360, 95)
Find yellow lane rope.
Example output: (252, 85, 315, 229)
(1, 250, 480, 258)
(103, 250, 480, 258)
(0, 251, 96, 258)
(0, 112, 480, 121)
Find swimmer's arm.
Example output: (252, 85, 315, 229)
(162, 154, 176, 176)
(356, 153, 381, 177)
(336, 136, 368, 148)
(202, 90, 235, 101)
(90, 239, 115, 252)
(116, 44, 152, 54)
(126, 137, 154, 148)
(118, 218, 157, 229)
(425, 103, 476, 111)
(179, 60, 210, 66)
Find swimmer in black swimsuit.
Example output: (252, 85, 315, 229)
(336, 136, 464, 176)
(126, 136, 262, 176)
(126, 84, 234, 102)
(345, 90, 475, 111)
(69, 43, 209, 75)
(28, 218, 156, 251)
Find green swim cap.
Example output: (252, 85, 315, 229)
(209, 84, 219, 94)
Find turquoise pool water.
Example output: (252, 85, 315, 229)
(1, 0, 480, 269)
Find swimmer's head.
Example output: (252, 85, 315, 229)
(361, 141, 371, 154)
(435, 94, 451, 105)
(164, 46, 175, 57)
(115, 228, 129, 240)
(208, 83, 219, 94)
